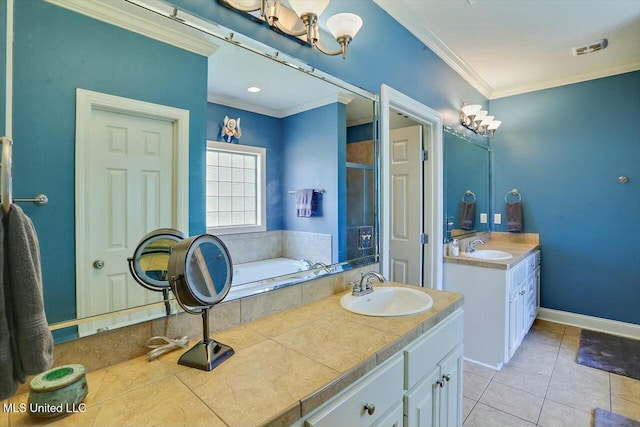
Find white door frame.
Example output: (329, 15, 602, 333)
(380, 84, 444, 289)
(75, 88, 189, 319)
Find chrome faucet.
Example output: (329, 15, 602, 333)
(351, 271, 386, 296)
(311, 262, 332, 274)
(466, 239, 486, 253)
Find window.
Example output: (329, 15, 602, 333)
(206, 140, 266, 234)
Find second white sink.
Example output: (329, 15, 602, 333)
(463, 249, 513, 260)
(340, 286, 434, 317)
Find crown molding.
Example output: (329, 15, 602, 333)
(373, 0, 493, 99)
(208, 92, 352, 118)
(490, 60, 640, 100)
(44, 0, 219, 57)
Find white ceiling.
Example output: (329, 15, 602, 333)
(374, 0, 640, 99)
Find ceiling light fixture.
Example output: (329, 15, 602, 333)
(460, 103, 501, 137)
(218, 0, 363, 59)
(247, 86, 261, 93)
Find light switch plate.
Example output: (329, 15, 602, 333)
(494, 213, 502, 224)
(480, 213, 487, 224)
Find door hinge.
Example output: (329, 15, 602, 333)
(420, 233, 428, 244)
(420, 150, 428, 161)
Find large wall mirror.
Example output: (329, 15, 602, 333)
(443, 127, 490, 242)
(11, 0, 378, 342)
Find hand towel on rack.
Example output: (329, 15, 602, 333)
(5, 204, 53, 383)
(460, 201, 475, 230)
(296, 189, 316, 218)
(0, 210, 18, 400)
(506, 201, 523, 232)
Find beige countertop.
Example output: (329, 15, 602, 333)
(444, 232, 540, 270)
(7, 285, 463, 427)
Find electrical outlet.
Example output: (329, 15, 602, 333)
(480, 213, 487, 224)
(494, 213, 502, 225)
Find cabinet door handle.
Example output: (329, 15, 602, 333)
(363, 403, 375, 416)
(436, 380, 444, 388)
(442, 374, 451, 382)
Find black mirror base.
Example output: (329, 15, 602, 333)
(178, 339, 234, 371)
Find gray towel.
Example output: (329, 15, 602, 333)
(506, 201, 523, 232)
(296, 189, 315, 218)
(460, 201, 475, 230)
(0, 209, 18, 400)
(5, 204, 53, 384)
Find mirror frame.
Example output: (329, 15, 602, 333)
(39, 0, 380, 337)
(443, 126, 491, 243)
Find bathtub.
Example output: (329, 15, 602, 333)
(230, 257, 329, 299)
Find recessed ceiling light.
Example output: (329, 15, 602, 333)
(247, 86, 261, 93)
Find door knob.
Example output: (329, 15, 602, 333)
(93, 259, 105, 269)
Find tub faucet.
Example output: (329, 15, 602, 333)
(466, 239, 486, 253)
(352, 271, 386, 296)
(311, 262, 332, 274)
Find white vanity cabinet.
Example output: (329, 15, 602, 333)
(444, 251, 540, 369)
(295, 309, 464, 427)
(404, 310, 464, 427)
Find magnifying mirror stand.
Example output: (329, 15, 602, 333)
(178, 307, 234, 371)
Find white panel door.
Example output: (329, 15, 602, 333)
(389, 125, 422, 285)
(78, 108, 174, 335)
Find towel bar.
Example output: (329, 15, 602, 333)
(288, 189, 325, 195)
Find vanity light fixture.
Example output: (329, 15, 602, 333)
(218, 0, 363, 59)
(460, 103, 502, 137)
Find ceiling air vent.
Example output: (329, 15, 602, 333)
(572, 39, 608, 56)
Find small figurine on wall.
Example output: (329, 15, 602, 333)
(221, 116, 242, 143)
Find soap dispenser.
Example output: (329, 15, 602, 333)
(450, 239, 459, 256)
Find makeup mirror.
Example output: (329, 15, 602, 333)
(167, 234, 234, 371)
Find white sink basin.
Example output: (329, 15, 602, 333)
(462, 249, 513, 260)
(340, 286, 434, 317)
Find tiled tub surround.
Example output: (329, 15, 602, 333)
(220, 230, 332, 265)
(444, 232, 541, 269)
(5, 285, 463, 427)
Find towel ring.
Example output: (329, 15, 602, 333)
(1, 137, 13, 214)
(505, 188, 522, 203)
(462, 190, 476, 203)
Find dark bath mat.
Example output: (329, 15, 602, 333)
(577, 329, 640, 380)
(593, 408, 640, 427)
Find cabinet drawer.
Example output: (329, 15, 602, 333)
(510, 261, 526, 288)
(526, 252, 539, 275)
(404, 309, 463, 390)
(305, 354, 403, 427)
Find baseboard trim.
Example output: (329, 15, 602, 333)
(537, 308, 640, 339)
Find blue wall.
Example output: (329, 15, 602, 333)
(282, 103, 346, 263)
(490, 71, 640, 325)
(12, 1, 207, 329)
(172, 0, 488, 128)
(206, 103, 284, 230)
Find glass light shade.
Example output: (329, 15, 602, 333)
(473, 110, 488, 122)
(479, 115, 494, 126)
(488, 120, 502, 130)
(461, 104, 482, 116)
(326, 13, 363, 39)
(288, 0, 329, 18)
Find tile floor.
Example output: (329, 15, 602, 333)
(462, 319, 640, 426)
